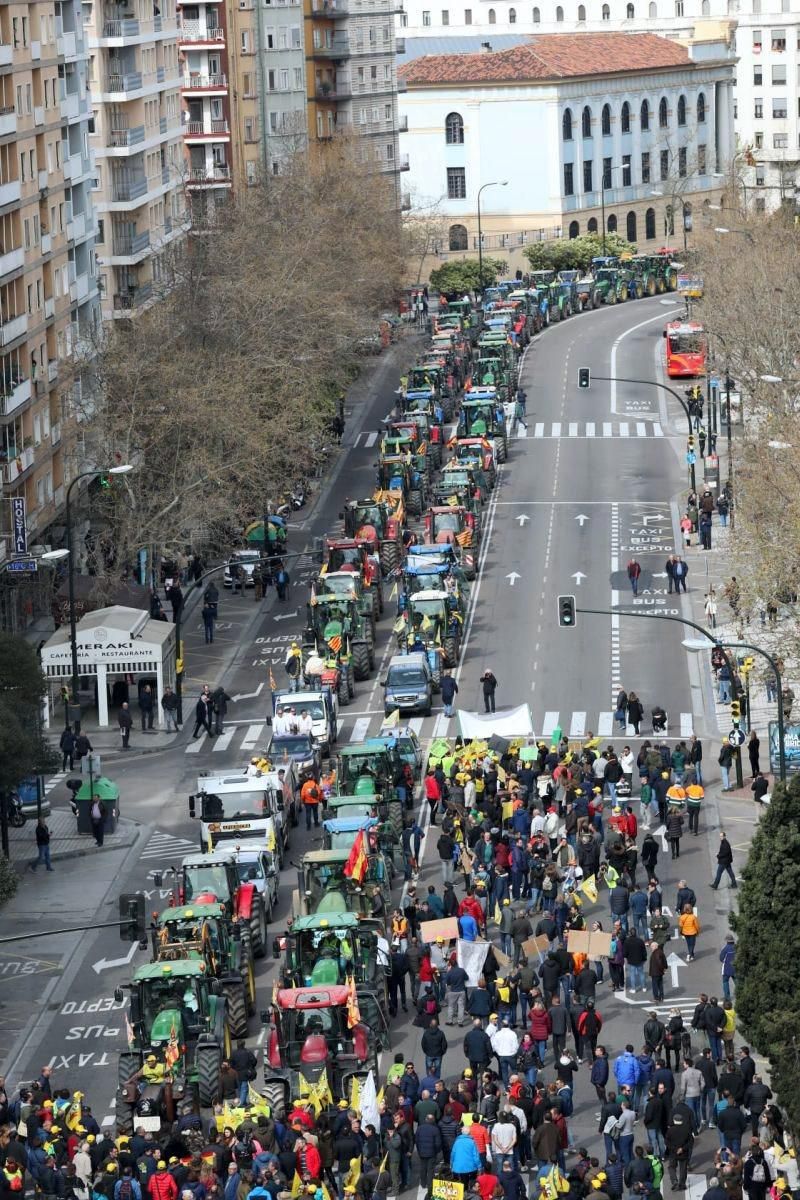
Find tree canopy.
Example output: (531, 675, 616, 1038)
(428, 257, 508, 296)
(0, 635, 58, 796)
(731, 773, 800, 1138)
(524, 233, 635, 273)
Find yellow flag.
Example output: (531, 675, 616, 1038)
(421, 615, 432, 631)
(389, 581, 398, 598)
(206, 830, 214, 854)
(378, 1154, 389, 1174)
(291, 1174, 304, 1198)
(376, 1086, 384, 1105)
(266, 824, 277, 853)
(492, 902, 501, 925)
(497, 765, 507, 784)
(344, 1158, 361, 1190)
(349, 1075, 361, 1111)
(383, 708, 400, 728)
(579, 874, 598, 903)
(392, 616, 406, 634)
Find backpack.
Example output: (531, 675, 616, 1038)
(647, 1156, 664, 1188)
(752, 1164, 766, 1184)
(118, 1181, 134, 1200)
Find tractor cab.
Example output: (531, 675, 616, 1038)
(439, 461, 489, 507)
(277, 912, 389, 992)
(295, 847, 391, 918)
(399, 588, 462, 674)
(312, 571, 376, 635)
(452, 436, 497, 486)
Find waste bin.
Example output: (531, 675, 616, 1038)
(75, 775, 120, 836)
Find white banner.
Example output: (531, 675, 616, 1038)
(457, 938, 490, 988)
(457, 704, 534, 740)
(360, 1069, 380, 1133)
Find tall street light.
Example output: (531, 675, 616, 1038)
(65, 464, 134, 730)
(476, 180, 507, 292)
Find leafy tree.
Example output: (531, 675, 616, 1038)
(428, 257, 508, 296)
(731, 773, 800, 1138)
(524, 233, 635, 273)
(0, 634, 58, 816)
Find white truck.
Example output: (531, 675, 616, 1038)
(268, 687, 338, 754)
(189, 764, 299, 860)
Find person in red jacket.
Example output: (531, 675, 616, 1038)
(623, 807, 638, 839)
(529, 999, 552, 1063)
(576, 1001, 604, 1062)
(287, 1103, 315, 1131)
(458, 893, 484, 929)
(149, 1163, 178, 1200)
(425, 772, 441, 826)
(297, 1136, 322, 1180)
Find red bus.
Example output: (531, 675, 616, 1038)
(664, 319, 707, 378)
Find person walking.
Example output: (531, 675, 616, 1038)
(59, 725, 75, 771)
(679, 905, 700, 961)
(481, 669, 498, 714)
(28, 817, 53, 872)
(161, 686, 179, 731)
(686, 778, 703, 835)
(748, 731, 760, 778)
(627, 693, 643, 736)
(719, 934, 736, 1002)
(275, 566, 290, 600)
(666, 556, 676, 595)
(710, 832, 738, 890)
(168, 581, 183, 622)
(690, 734, 703, 785)
(118, 701, 133, 750)
(648, 942, 667, 1002)
(441, 671, 458, 719)
(666, 808, 684, 859)
(90, 794, 107, 846)
(704, 591, 718, 629)
(202, 601, 216, 644)
(192, 692, 213, 739)
(673, 557, 689, 593)
(627, 560, 642, 596)
(138, 685, 155, 731)
(718, 742, 734, 791)
(203, 580, 219, 616)
(211, 686, 232, 735)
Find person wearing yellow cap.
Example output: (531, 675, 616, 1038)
(137, 1053, 167, 1086)
(149, 1162, 178, 1200)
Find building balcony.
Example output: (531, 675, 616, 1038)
(1, 446, 35, 484)
(104, 72, 144, 96)
(187, 165, 232, 186)
(0, 313, 28, 347)
(108, 124, 146, 149)
(0, 107, 15, 138)
(112, 229, 151, 257)
(0, 378, 31, 417)
(62, 92, 80, 121)
(0, 180, 21, 208)
(398, 114, 407, 132)
(316, 83, 351, 100)
(70, 272, 90, 303)
(111, 176, 149, 202)
(399, 153, 409, 170)
(67, 210, 87, 241)
(41, 234, 52, 255)
(0, 246, 24, 278)
(179, 20, 225, 40)
(44, 296, 54, 318)
(182, 73, 228, 92)
(51, 420, 61, 444)
(61, 31, 77, 57)
(310, 37, 351, 58)
(308, 0, 401, 14)
(31, 40, 41, 60)
(112, 282, 153, 313)
(102, 17, 141, 37)
(184, 119, 230, 139)
(0, 45, 11, 68)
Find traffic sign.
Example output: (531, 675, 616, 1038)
(5, 558, 37, 573)
(728, 728, 745, 747)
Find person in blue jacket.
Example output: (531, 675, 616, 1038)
(450, 1129, 481, 1181)
(719, 934, 736, 1002)
(614, 1044, 642, 1090)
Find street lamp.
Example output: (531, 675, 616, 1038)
(476, 180, 508, 293)
(65, 463, 134, 730)
(714, 226, 755, 243)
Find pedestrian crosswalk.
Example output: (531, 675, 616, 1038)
(141, 830, 200, 861)
(519, 420, 664, 440)
(182, 710, 699, 758)
(351, 430, 381, 449)
(44, 771, 67, 795)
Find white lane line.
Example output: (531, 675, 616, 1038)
(541, 710, 560, 738)
(185, 734, 206, 754)
(619, 422, 630, 437)
(364, 431, 379, 448)
(552, 422, 562, 438)
(241, 723, 265, 749)
(568, 422, 578, 437)
(653, 423, 664, 437)
(408, 717, 424, 736)
(432, 713, 450, 738)
(352, 433, 363, 448)
(610, 305, 682, 415)
(586, 422, 595, 438)
(534, 422, 545, 438)
(597, 711, 614, 737)
(637, 422, 647, 437)
(680, 712, 694, 737)
(569, 712, 587, 738)
(350, 716, 372, 742)
(603, 422, 613, 437)
(212, 728, 235, 751)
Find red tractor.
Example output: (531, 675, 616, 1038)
(341, 496, 405, 575)
(423, 505, 478, 579)
(318, 537, 384, 618)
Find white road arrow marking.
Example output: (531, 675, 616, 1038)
(571, 571, 586, 585)
(653, 823, 669, 852)
(575, 514, 590, 526)
(667, 951, 687, 988)
(643, 514, 668, 523)
(516, 514, 530, 526)
(232, 682, 265, 703)
(92, 943, 138, 975)
(652, 572, 668, 579)
(274, 610, 298, 622)
(506, 572, 521, 586)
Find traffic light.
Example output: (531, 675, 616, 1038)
(688, 434, 695, 451)
(730, 699, 741, 722)
(119, 893, 146, 944)
(578, 368, 591, 390)
(742, 656, 754, 674)
(558, 595, 576, 627)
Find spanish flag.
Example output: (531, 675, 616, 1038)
(345, 975, 362, 1029)
(579, 874, 598, 903)
(269, 668, 277, 691)
(343, 829, 368, 883)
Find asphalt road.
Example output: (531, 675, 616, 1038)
(2, 295, 751, 1189)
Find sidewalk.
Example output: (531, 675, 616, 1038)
(7, 804, 140, 870)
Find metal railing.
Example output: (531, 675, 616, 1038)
(111, 175, 148, 201)
(189, 165, 231, 182)
(102, 18, 140, 36)
(183, 73, 228, 88)
(112, 229, 151, 256)
(112, 282, 153, 311)
(108, 124, 145, 148)
(105, 72, 143, 93)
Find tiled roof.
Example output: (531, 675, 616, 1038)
(397, 34, 532, 64)
(398, 31, 691, 85)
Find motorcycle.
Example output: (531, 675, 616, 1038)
(7, 792, 25, 827)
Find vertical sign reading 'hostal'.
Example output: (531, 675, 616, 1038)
(11, 496, 27, 554)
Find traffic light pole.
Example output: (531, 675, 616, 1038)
(591, 375, 696, 492)
(574, 605, 787, 781)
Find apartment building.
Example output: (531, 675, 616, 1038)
(86, 0, 188, 317)
(179, 0, 234, 196)
(0, 0, 101, 630)
(396, 0, 800, 211)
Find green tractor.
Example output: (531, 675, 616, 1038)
(115, 959, 229, 1132)
(341, 496, 405, 576)
(376, 448, 426, 518)
(401, 589, 462, 676)
(335, 741, 407, 837)
(591, 258, 628, 305)
(629, 254, 661, 296)
(293, 847, 392, 918)
(619, 264, 645, 300)
(312, 570, 377, 640)
(151, 903, 256, 1040)
(276, 911, 389, 1002)
(304, 591, 373, 688)
(458, 391, 509, 462)
(440, 459, 490, 508)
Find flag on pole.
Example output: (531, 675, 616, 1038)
(269, 668, 277, 691)
(389, 581, 398, 599)
(360, 1070, 381, 1137)
(343, 829, 368, 883)
(345, 975, 361, 1029)
(383, 708, 400, 728)
(421, 615, 432, 631)
(349, 1075, 361, 1112)
(492, 901, 501, 925)
(291, 1174, 304, 1198)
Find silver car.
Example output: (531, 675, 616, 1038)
(223, 549, 261, 588)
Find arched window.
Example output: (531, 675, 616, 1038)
(602, 3, 610, 16)
(532, 5, 541, 19)
(640, 99, 649, 130)
(577, 3, 586, 16)
(626, 1, 634, 13)
(697, 91, 706, 123)
(677, 94, 687, 126)
(448, 223, 468, 250)
(556, 4, 563, 17)
(445, 112, 464, 144)
(488, 6, 496, 20)
(649, 1, 657, 14)
(509, 6, 517, 18)
(665, 203, 674, 235)
(701, 0, 709, 10)
(645, 207, 656, 238)
(659, 96, 668, 127)
(582, 105, 592, 137)
(601, 103, 612, 135)
(683, 201, 692, 233)
(607, 214, 618, 233)
(621, 101, 631, 132)
(569, 220, 580, 239)
(562, 108, 573, 140)
(587, 217, 598, 233)
(626, 210, 637, 241)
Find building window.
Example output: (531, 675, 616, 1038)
(641, 151, 650, 182)
(753, 65, 762, 85)
(583, 160, 593, 191)
(562, 107, 573, 140)
(621, 101, 631, 132)
(645, 207, 656, 238)
(649, 0, 656, 12)
(626, 211, 637, 241)
(774, 133, 788, 148)
(464, 7, 472, 20)
(626, 2, 634, 14)
(701, 0, 709, 10)
(602, 3, 610, 16)
(445, 111, 464, 143)
(607, 214, 617, 232)
(640, 99, 649, 130)
(488, 6, 495, 19)
(582, 105, 592, 137)
(533, 5, 540, 18)
(660, 149, 669, 179)
(754, 131, 763, 148)
(755, 196, 766, 212)
(678, 146, 687, 176)
(677, 95, 686, 125)
(675, 0, 683, 13)
(773, 97, 787, 118)
(698, 144, 706, 174)
(588, 216, 598, 233)
(602, 156, 612, 188)
(510, 6, 517, 18)
(622, 153, 631, 185)
(659, 96, 668, 127)
(772, 27, 786, 49)
(422, 9, 431, 22)
(564, 162, 574, 194)
(601, 104, 611, 135)
(697, 92, 706, 123)
(449, 223, 468, 250)
(447, 166, 466, 198)
(772, 65, 787, 85)
(578, 4, 586, 16)
(569, 220, 580, 238)
(442, 8, 449, 21)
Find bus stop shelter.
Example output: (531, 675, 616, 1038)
(39, 605, 176, 728)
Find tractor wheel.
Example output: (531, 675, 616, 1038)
(352, 641, 371, 682)
(225, 981, 249, 1040)
(647, 276, 656, 296)
(407, 489, 423, 518)
(387, 800, 404, 841)
(441, 396, 455, 421)
(115, 1107, 135, 1136)
(347, 664, 356, 699)
(618, 287, 627, 302)
(249, 899, 267, 959)
(443, 637, 459, 668)
(430, 442, 442, 469)
(379, 541, 399, 575)
(371, 591, 380, 624)
(606, 288, 616, 305)
(337, 673, 350, 706)
(543, 309, 550, 327)
(197, 1044, 222, 1109)
(431, 664, 442, 693)
(656, 277, 666, 294)
(551, 304, 560, 322)
(635, 281, 644, 300)
(264, 1079, 289, 1121)
(177, 1090, 198, 1119)
(592, 290, 601, 309)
